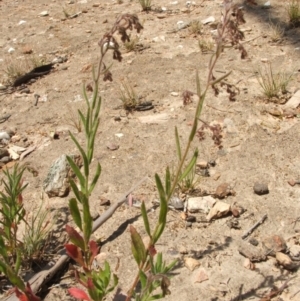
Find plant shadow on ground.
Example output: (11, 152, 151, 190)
(100, 204, 160, 246)
(242, 2, 300, 44)
(189, 236, 233, 259)
(222, 272, 296, 301)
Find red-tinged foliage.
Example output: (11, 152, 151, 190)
(65, 244, 85, 266)
(66, 225, 85, 250)
(68, 288, 91, 301)
(87, 278, 95, 290)
(88, 240, 99, 264)
(15, 283, 41, 301)
(149, 245, 157, 257)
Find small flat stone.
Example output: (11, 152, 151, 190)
(262, 235, 287, 256)
(187, 196, 216, 213)
(40, 11, 49, 16)
(284, 90, 300, 109)
(249, 238, 259, 246)
(201, 16, 215, 24)
(196, 160, 208, 169)
(0, 148, 9, 159)
(253, 182, 269, 195)
(193, 268, 209, 283)
(184, 257, 200, 271)
(169, 196, 184, 210)
(276, 252, 295, 270)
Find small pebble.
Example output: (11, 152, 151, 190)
(253, 182, 269, 195)
(169, 196, 184, 210)
(40, 11, 49, 16)
(184, 257, 200, 271)
(249, 238, 259, 246)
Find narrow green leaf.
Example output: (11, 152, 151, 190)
(69, 179, 82, 203)
(67, 156, 85, 191)
(165, 167, 171, 197)
(139, 270, 148, 289)
(164, 259, 178, 273)
(196, 70, 201, 97)
(82, 195, 92, 243)
(112, 273, 118, 289)
(130, 225, 146, 266)
(178, 149, 198, 182)
(0, 236, 7, 259)
(15, 250, 22, 274)
(94, 96, 102, 121)
(88, 118, 100, 164)
(69, 198, 82, 230)
(88, 163, 101, 195)
(0, 261, 7, 274)
(78, 110, 88, 136)
(211, 70, 232, 86)
(6, 267, 25, 291)
(149, 294, 164, 300)
(155, 253, 163, 273)
(155, 174, 166, 205)
(69, 132, 89, 178)
(189, 119, 198, 142)
(141, 202, 151, 238)
(175, 127, 182, 161)
(153, 222, 165, 244)
(82, 84, 90, 107)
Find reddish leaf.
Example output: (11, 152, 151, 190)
(149, 245, 157, 257)
(66, 225, 85, 251)
(65, 244, 85, 266)
(88, 240, 99, 264)
(24, 283, 41, 301)
(87, 278, 95, 290)
(68, 288, 90, 301)
(15, 284, 41, 301)
(15, 289, 29, 301)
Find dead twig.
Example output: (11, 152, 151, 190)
(1, 176, 148, 301)
(242, 214, 267, 240)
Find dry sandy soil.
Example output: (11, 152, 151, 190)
(1, 0, 300, 300)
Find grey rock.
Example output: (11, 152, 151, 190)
(253, 182, 269, 195)
(0, 132, 10, 140)
(0, 156, 11, 163)
(0, 148, 9, 159)
(43, 154, 80, 198)
(289, 245, 300, 257)
(249, 238, 259, 246)
(169, 196, 184, 210)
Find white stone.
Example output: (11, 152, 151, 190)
(18, 20, 26, 25)
(177, 21, 188, 30)
(284, 90, 300, 109)
(171, 92, 179, 97)
(0, 132, 10, 140)
(40, 11, 49, 16)
(202, 16, 215, 25)
(184, 257, 200, 271)
(8, 47, 15, 53)
(187, 196, 216, 213)
(115, 133, 124, 138)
